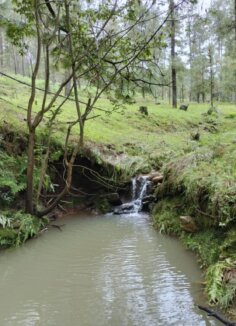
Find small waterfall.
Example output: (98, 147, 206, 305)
(114, 175, 152, 215)
(131, 177, 137, 201)
(132, 176, 149, 213)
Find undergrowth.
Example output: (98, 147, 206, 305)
(0, 211, 48, 248)
(0, 150, 27, 205)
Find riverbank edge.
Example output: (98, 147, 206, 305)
(151, 156, 236, 318)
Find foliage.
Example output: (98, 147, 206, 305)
(0, 211, 48, 248)
(206, 260, 236, 308)
(181, 230, 222, 268)
(94, 198, 111, 214)
(0, 150, 27, 204)
(153, 198, 182, 236)
(15, 211, 47, 246)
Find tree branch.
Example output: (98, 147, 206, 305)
(198, 305, 236, 326)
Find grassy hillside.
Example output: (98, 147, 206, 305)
(1, 74, 236, 171)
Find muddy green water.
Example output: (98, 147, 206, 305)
(0, 212, 220, 326)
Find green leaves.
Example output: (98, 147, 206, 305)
(0, 211, 48, 248)
(206, 260, 236, 308)
(0, 150, 27, 204)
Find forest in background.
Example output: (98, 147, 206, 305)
(1, 0, 236, 104)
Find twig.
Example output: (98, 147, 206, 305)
(0, 72, 110, 113)
(198, 305, 236, 326)
(0, 96, 27, 112)
(50, 224, 65, 232)
(195, 208, 215, 219)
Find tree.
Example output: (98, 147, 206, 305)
(7, 0, 190, 217)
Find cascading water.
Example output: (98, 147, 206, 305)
(132, 176, 150, 213)
(114, 175, 152, 214)
(131, 177, 137, 201)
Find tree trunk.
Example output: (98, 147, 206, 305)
(187, 15, 193, 103)
(12, 46, 18, 75)
(0, 28, 4, 69)
(26, 130, 36, 214)
(64, 70, 71, 96)
(209, 47, 214, 108)
(65, 0, 84, 147)
(235, 0, 236, 49)
(168, 79, 171, 104)
(202, 92, 205, 103)
(25, 0, 42, 214)
(22, 55, 25, 76)
(170, 0, 177, 108)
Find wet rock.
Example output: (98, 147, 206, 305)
(142, 195, 155, 203)
(179, 216, 198, 233)
(147, 171, 160, 179)
(113, 203, 134, 215)
(142, 201, 151, 211)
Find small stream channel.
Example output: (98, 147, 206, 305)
(0, 179, 221, 325)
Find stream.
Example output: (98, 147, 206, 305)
(0, 211, 221, 325)
(0, 178, 221, 325)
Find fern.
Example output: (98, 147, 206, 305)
(0, 151, 27, 203)
(0, 214, 12, 228)
(206, 263, 225, 304)
(206, 261, 236, 308)
(0, 211, 48, 248)
(15, 212, 47, 246)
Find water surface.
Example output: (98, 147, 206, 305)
(0, 212, 219, 325)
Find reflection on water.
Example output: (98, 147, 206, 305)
(0, 212, 219, 325)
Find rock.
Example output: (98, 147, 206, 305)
(149, 171, 161, 178)
(139, 106, 148, 116)
(179, 104, 188, 111)
(142, 201, 150, 211)
(152, 175, 164, 183)
(113, 203, 134, 215)
(99, 193, 122, 206)
(142, 195, 155, 203)
(179, 216, 198, 233)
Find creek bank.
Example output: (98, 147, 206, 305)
(151, 152, 236, 317)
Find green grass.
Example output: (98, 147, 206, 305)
(1, 74, 236, 172)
